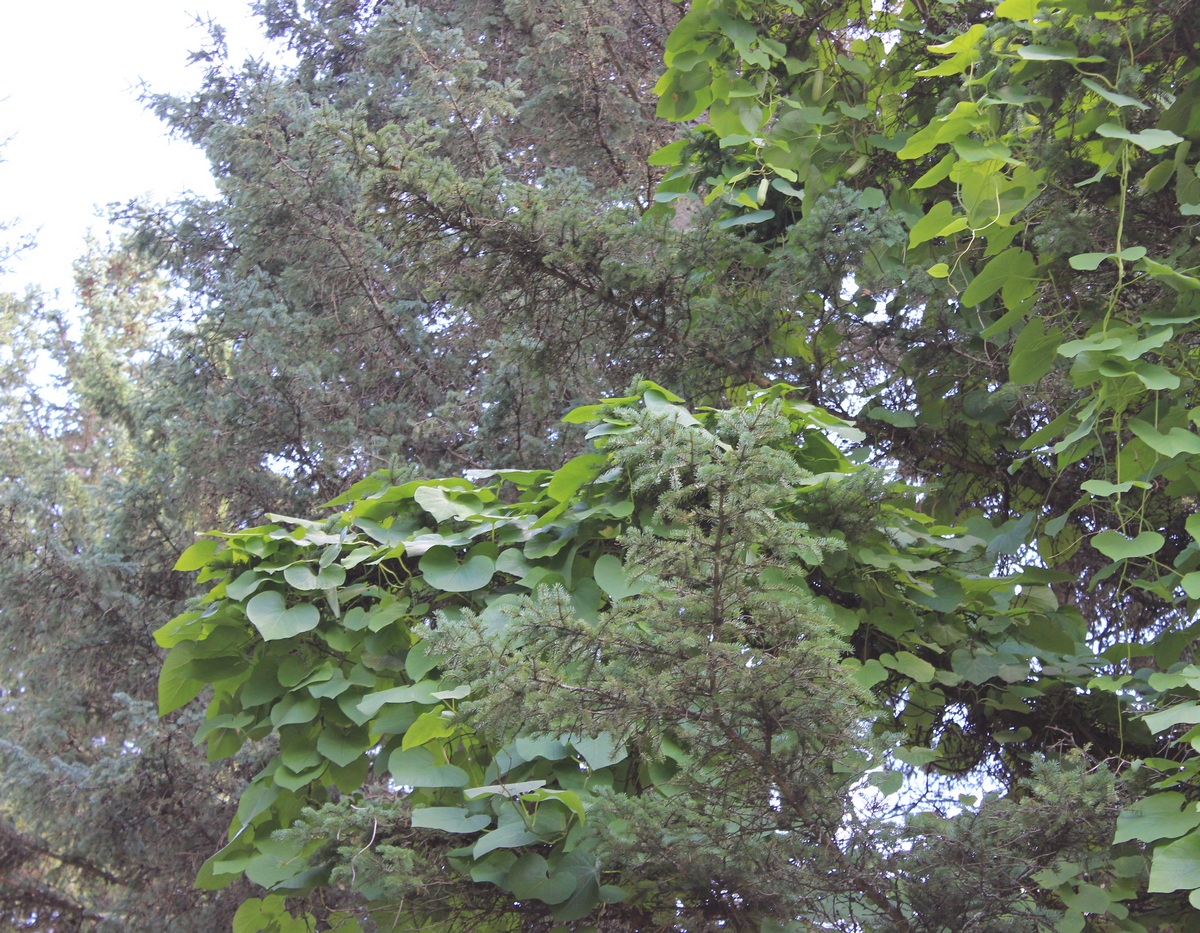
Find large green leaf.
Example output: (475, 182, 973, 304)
(961, 249, 1034, 307)
(1143, 700, 1200, 734)
(356, 681, 441, 717)
(881, 651, 936, 683)
(1096, 123, 1184, 151)
(1092, 530, 1164, 560)
(548, 850, 603, 921)
(1081, 77, 1148, 110)
(1114, 793, 1200, 844)
(593, 554, 645, 601)
(1127, 420, 1200, 457)
(401, 711, 457, 749)
(473, 819, 542, 858)
(419, 546, 496, 592)
(283, 563, 347, 591)
(547, 453, 609, 503)
(505, 853, 577, 905)
(175, 538, 221, 571)
(570, 733, 627, 769)
(159, 643, 206, 715)
(411, 807, 492, 834)
(1149, 829, 1200, 893)
(388, 747, 470, 788)
(316, 726, 372, 768)
(1009, 319, 1061, 385)
(246, 591, 321, 641)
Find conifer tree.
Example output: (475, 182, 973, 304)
(0, 247, 260, 929)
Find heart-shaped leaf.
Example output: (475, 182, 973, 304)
(246, 591, 320, 641)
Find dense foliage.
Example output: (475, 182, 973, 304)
(0, 246, 261, 928)
(4, 0, 1200, 929)
(162, 385, 1134, 931)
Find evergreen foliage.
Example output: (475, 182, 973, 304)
(0, 247, 259, 929)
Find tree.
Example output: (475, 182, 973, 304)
(646, 0, 1200, 915)
(0, 245, 262, 930)
(154, 0, 1200, 928)
(161, 385, 1130, 931)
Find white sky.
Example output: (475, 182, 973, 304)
(0, 0, 282, 297)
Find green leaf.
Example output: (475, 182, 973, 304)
(593, 554, 645, 601)
(388, 747, 470, 787)
(1081, 479, 1146, 496)
(159, 643, 205, 715)
(414, 486, 486, 522)
(464, 780, 547, 799)
(473, 819, 541, 857)
(1143, 700, 1200, 734)
(717, 209, 775, 229)
(356, 681, 441, 717)
(175, 538, 221, 571)
(1139, 257, 1200, 291)
(865, 406, 917, 428)
(549, 851, 602, 922)
(1132, 361, 1181, 391)
(270, 693, 320, 728)
(1017, 42, 1084, 60)
(528, 788, 587, 823)
(233, 896, 314, 933)
(1149, 828, 1200, 892)
(505, 853, 577, 905)
(647, 139, 687, 166)
(316, 726, 371, 768)
(643, 388, 701, 426)
(246, 591, 321, 641)
(514, 735, 571, 762)
(1096, 123, 1185, 151)
(1009, 319, 1061, 384)
(570, 733, 627, 769)
(153, 611, 205, 649)
(847, 658, 889, 689)
(419, 547, 496, 593)
(1069, 246, 1147, 270)
(1092, 530, 1164, 560)
(411, 807, 492, 834)
(562, 403, 608, 424)
(894, 745, 938, 767)
(1115, 793, 1200, 843)
(226, 570, 264, 601)
(952, 138, 1012, 162)
(1128, 420, 1200, 457)
(1058, 333, 1128, 357)
(283, 562, 347, 591)
(881, 651, 936, 683)
(1081, 77, 1148, 110)
(402, 711, 456, 750)
(1075, 250, 1108, 268)
(406, 639, 441, 681)
(994, 0, 1038, 17)
(1061, 883, 1111, 915)
(908, 201, 964, 248)
(1016, 42, 1104, 62)
(961, 250, 1034, 307)
(547, 454, 609, 503)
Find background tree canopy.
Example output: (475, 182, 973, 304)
(4, 0, 1200, 929)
